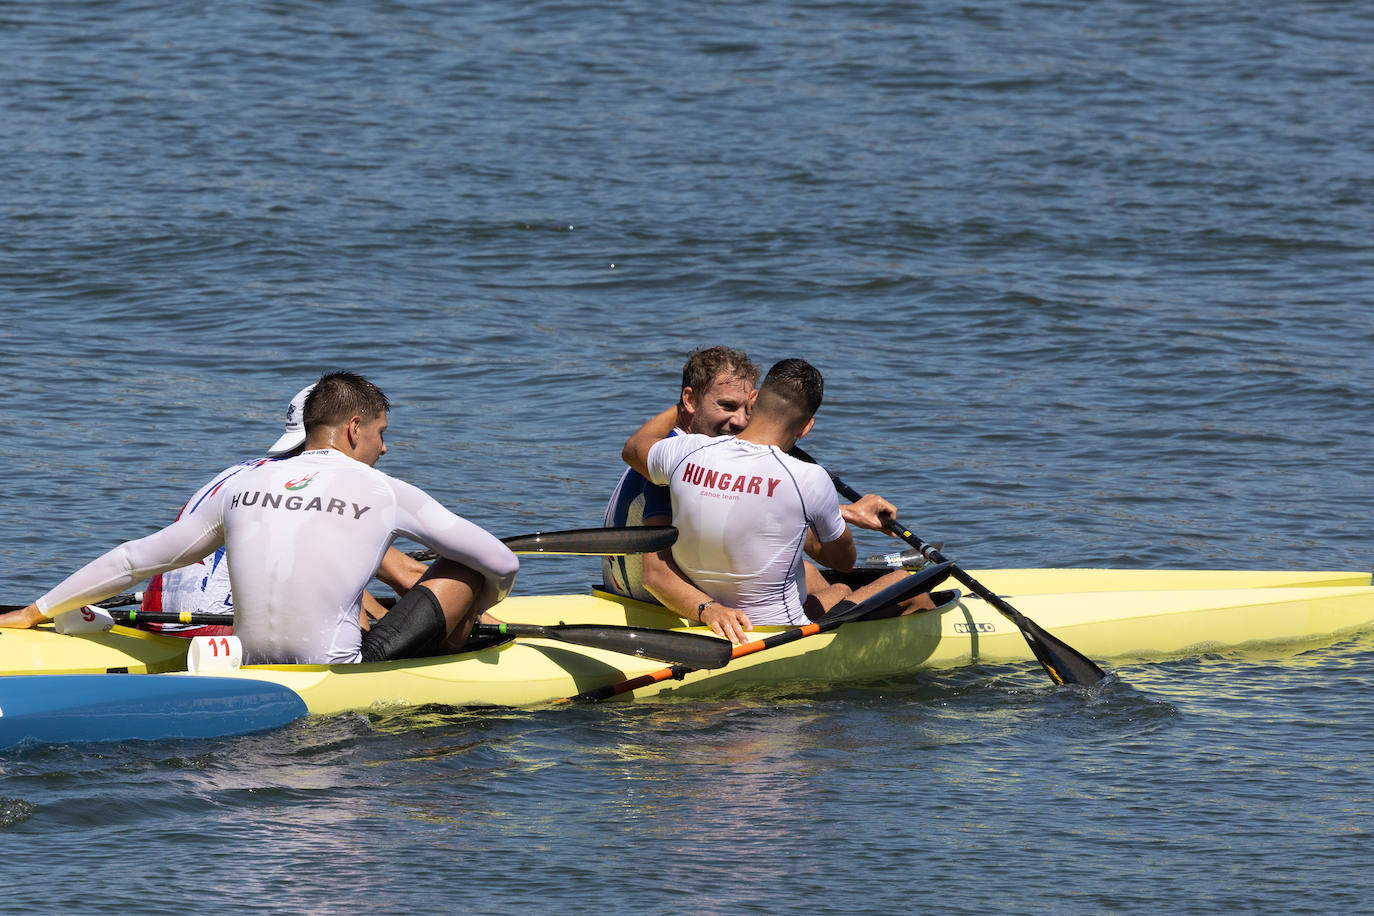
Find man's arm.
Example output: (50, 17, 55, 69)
(801, 461, 857, 572)
(622, 406, 679, 479)
(643, 549, 753, 644)
(840, 494, 898, 532)
(632, 511, 675, 596)
(0, 514, 226, 629)
(394, 482, 520, 616)
(370, 545, 508, 627)
(806, 527, 857, 573)
(377, 547, 428, 594)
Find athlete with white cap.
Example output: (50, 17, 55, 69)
(140, 383, 426, 636)
(0, 372, 518, 665)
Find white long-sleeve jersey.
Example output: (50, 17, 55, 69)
(36, 449, 519, 664)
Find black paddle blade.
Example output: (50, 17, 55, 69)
(1009, 613, 1106, 687)
(789, 444, 1109, 686)
(817, 561, 956, 626)
(412, 527, 680, 562)
(502, 526, 679, 556)
(481, 622, 733, 669)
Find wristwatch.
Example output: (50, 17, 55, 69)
(697, 600, 717, 620)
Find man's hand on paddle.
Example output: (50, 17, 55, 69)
(840, 494, 898, 533)
(701, 603, 752, 645)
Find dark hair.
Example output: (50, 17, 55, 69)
(679, 346, 760, 404)
(303, 371, 391, 430)
(757, 358, 824, 423)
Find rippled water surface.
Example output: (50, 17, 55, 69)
(3, 1, 1373, 912)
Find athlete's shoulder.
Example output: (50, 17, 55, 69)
(208, 454, 276, 481)
(180, 455, 288, 515)
(605, 463, 670, 524)
(658, 431, 726, 453)
(788, 456, 842, 511)
(648, 431, 728, 467)
(294, 449, 385, 473)
(211, 454, 296, 483)
(760, 447, 833, 493)
(784, 451, 834, 484)
(362, 461, 436, 505)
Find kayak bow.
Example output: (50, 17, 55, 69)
(0, 674, 307, 750)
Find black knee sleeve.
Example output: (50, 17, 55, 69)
(360, 585, 447, 662)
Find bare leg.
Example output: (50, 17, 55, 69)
(807, 569, 935, 619)
(801, 561, 856, 620)
(848, 569, 936, 614)
(359, 558, 490, 661)
(803, 560, 831, 596)
(803, 582, 852, 620)
(359, 590, 391, 631)
(414, 558, 486, 652)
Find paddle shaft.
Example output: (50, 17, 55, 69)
(416, 526, 679, 561)
(1, 527, 676, 614)
(825, 477, 1005, 606)
(570, 560, 953, 703)
(572, 616, 839, 702)
(109, 610, 223, 625)
(472, 622, 732, 669)
(796, 448, 1106, 687)
(80, 612, 729, 669)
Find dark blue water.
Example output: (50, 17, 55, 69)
(3, 1, 1374, 912)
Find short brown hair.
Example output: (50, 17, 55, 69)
(679, 346, 760, 405)
(756, 358, 824, 424)
(303, 371, 391, 430)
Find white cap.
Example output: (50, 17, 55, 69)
(266, 384, 315, 455)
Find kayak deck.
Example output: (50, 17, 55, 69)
(3, 569, 1374, 718)
(956, 568, 1372, 592)
(188, 582, 1374, 712)
(0, 623, 189, 675)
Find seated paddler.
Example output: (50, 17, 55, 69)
(140, 381, 430, 640)
(603, 345, 900, 614)
(602, 345, 761, 603)
(0, 371, 520, 665)
(621, 357, 936, 644)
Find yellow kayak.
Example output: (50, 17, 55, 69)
(3, 566, 1366, 680)
(4, 568, 1374, 715)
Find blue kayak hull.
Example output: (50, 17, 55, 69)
(0, 674, 308, 750)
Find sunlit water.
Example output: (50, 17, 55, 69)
(3, 0, 1373, 912)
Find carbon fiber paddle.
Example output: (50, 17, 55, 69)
(1, 526, 679, 613)
(87, 609, 732, 669)
(571, 558, 956, 703)
(789, 445, 1106, 687)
